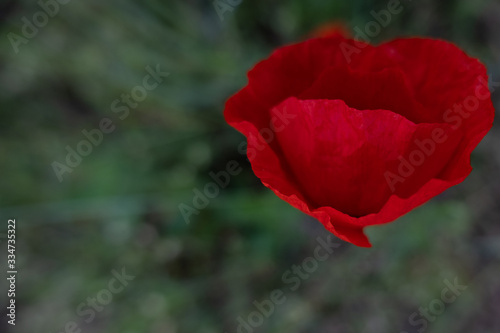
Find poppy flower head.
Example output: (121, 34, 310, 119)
(224, 31, 495, 247)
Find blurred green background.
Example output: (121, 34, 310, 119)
(0, 0, 499, 332)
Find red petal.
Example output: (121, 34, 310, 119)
(224, 36, 372, 134)
(373, 39, 495, 183)
(253, 98, 465, 246)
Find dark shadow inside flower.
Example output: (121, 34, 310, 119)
(297, 66, 430, 124)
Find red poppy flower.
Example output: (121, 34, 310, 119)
(224, 33, 495, 247)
